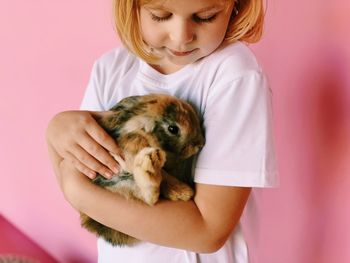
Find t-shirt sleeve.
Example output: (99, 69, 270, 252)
(194, 70, 279, 187)
(80, 61, 107, 111)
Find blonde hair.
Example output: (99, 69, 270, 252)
(113, 0, 265, 63)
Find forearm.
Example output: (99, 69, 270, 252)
(46, 140, 64, 185)
(61, 167, 249, 253)
(64, 172, 215, 252)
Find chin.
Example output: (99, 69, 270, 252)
(169, 55, 201, 66)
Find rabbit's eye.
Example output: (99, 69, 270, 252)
(168, 125, 179, 135)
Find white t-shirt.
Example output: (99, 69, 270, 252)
(81, 41, 278, 263)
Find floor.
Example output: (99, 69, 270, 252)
(0, 214, 58, 263)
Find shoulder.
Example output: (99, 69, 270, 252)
(196, 42, 268, 101)
(211, 41, 261, 72)
(199, 42, 263, 85)
(81, 46, 141, 111)
(97, 46, 136, 65)
(93, 46, 140, 76)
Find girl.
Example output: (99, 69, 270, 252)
(46, 0, 278, 262)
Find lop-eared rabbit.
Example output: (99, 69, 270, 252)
(80, 94, 205, 246)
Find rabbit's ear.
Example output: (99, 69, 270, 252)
(110, 96, 142, 111)
(121, 115, 155, 134)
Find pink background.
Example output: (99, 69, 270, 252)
(1, 0, 349, 262)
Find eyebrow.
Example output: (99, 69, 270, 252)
(145, 4, 224, 13)
(197, 5, 225, 13)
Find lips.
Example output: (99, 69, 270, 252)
(168, 48, 196, 57)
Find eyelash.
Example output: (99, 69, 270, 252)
(193, 14, 217, 23)
(150, 13, 218, 24)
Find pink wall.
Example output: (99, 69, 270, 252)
(1, 1, 349, 262)
(248, 1, 350, 262)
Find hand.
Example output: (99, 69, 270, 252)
(46, 110, 122, 179)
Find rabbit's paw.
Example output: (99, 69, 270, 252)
(133, 147, 166, 205)
(161, 176, 194, 201)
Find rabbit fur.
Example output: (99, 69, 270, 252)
(80, 93, 205, 246)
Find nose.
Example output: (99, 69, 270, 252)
(169, 19, 195, 47)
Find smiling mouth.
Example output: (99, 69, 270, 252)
(168, 48, 196, 57)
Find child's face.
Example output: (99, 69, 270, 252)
(140, 0, 234, 74)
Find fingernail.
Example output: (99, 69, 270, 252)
(88, 172, 96, 179)
(112, 166, 119, 174)
(105, 171, 114, 178)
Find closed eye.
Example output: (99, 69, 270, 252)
(150, 12, 218, 24)
(192, 14, 218, 23)
(150, 13, 172, 22)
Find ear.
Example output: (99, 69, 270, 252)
(120, 115, 155, 134)
(110, 95, 142, 111)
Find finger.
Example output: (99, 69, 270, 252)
(86, 115, 124, 158)
(69, 143, 117, 178)
(83, 128, 123, 172)
(64, 151, 97, 179)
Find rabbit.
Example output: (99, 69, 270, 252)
(80, 93, 205, 246)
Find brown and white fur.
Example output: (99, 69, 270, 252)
(80, 94, 205, 246)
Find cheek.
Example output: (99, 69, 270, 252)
(198, 28, 226, 52)
(140, 22, 164, 47)
(140, 11, 164, 46)
(200, 19, 231, 50)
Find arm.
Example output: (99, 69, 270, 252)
(59, 159, 251, 253)
(46, 110, 251, 252)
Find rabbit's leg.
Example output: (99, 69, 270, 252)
(161, 172, 194, 201)
(133, 147, 166, 205)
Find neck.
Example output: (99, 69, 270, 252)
(149, 62, 186, 75)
